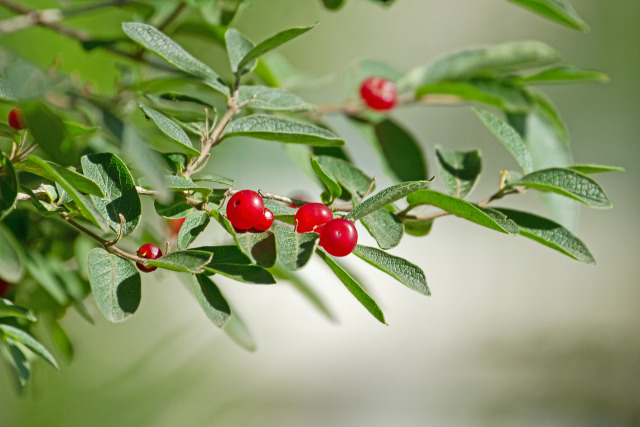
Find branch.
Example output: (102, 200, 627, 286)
(314, 93, 464, 117)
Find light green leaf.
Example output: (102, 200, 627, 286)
(407, 189, 519, 234)
(146, 250, 212, 273)
(435, 146, 482, 198)
(274, 226, 319, 271)
(191, 274, 231, 328)
(222, 311, 256, 352)
(496, 208, 595, 263)
(0, 78, 16, 102)
(222, 114, 344, 147)
(154, 198, 193, 219)
(237, 86, 313, 112)
(507, 0, 589, 31)
(25, 252, 67, 305)
(81, 153, 141, 236)
(64, 121, 100, 137)
(14, 158, 104, 198)
(88, 248, 141, 322)
(138, 175, 212, 197)
(177, 210, 210, 250)
(317, 250, 386, 324)
(475, 108, 533, 173)
(346, 180, 433, 221)
(417, 80, 531, 113)
(403, 218, 434, 237)
(139, 104, 200, 157)
(236, 25, 315, 75)
(3, 337, 30, 387)
(269, 264, 334, 321)
(521, 66, 608, 84)
(22, 103, 77, 166)
(567, 164, 625, 175)
(225, 28, 256, 74)
(373, 119, 428, 182)
(121, 22, 229, 95)
(310, 157, 342, 202)
(0, 151, 17, 219)
(352, 245, 429, 295)
(0, 324, 59, 370)
(205, 263, 276, 284)
(361, 209, 404, 250)
(509, 167, 613, 208)
(0, 299, 36, 322)
(315, 155, 374, 197)
(191, 173, 234, 186)
(46, 318, 74, 363)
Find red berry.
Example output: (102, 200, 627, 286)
(254, 208, 274, 231)
(295, 203, 333, 233)
(360, 77, 398, 111)
(168, 217, 186, 237)
(8, 107, 26, 131)
(136, 243, 163, 273)
(319, 218, 358, 257)
(0, 279, 11, 297)
(226, 190, 264, 230)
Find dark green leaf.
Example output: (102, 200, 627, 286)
(496, 208, 595, 263)
(310, 157, 342, 201)
(373, 119, 428, 182)
(205, 263, 276, 284)
(88, 248, 141, 322)
(317, 250, 386, 324)
(138, 175, 212, 197)
(139, 105, 200, 157)
(146, 250, 212, 273)
(270, 264, 334, 320)
(0, 151, 17, 219)
(193, 245, 252, 266)
(222, 114, 344, 147)
(25, 252, 67, 305)
(22, 103, 77, 166)
(521, 66, 608, 84)
(177, 210, 210, 250)
(352, 245, 429, 295)
(346, 180, 433, 220)
(0, 324, 59, 370)
(3, 338, 30, 387)
(274, 226, 319, 271)
(14, 158, 104, 197)
(122, 22, 229, 95)
(403, 218, 434, 237)
(361, 209, 404, 249)
(435, 146, 482, 198)
(315, 155, 374, 197)
(507, 0, 589, 31)
(225, 29, 256, 74)
(191, 173, 235, 185)
(81, 153, 141, 236)
(407, 189, 518, 234)
(46, 318, 74, 362)
(567, 164, 625, 174)
(154, 198, 194, 219)
(321, 0, 345, 10)
(0, 299, 36, 322)
(211, 211, 277, 267)
(509, 167, 613, 208)
(238, 86, 313, 112)
(191, 274, 231, 328)
(475, 108, 533, 173)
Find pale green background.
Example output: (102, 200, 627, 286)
(0, 1, 638, 426)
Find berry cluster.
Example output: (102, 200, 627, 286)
(294, 203, 358, 257)
(226, 190, 274, 231)
(360, 77, 398, 111)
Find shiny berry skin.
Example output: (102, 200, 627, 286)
(254, 208, 274, 231)
(0, 279, 11, 297)
(295, 203, 333, 233)
(226, 190, 264, 230)
(319, 218, 358, 257)
(360, 77, 398, 111)
(136, 243, 163, 273)
(168, 217, 186, 237)
(8, 108, 26, 130)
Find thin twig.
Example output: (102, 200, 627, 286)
(314, 94, 464, 117)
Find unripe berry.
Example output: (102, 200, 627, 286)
(168, 217, 186, 237)
(226, 190, 265, 230)
(295, 203, 333, 233)
(254, 208, 274, 231)
(0, 279, 11, 297)
(319, 218, 358, 257)
(136, 243, 163, 273)
(8, 107, 26, 131)
(360, 77, 398, 111)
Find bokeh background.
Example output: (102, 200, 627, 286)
(1, 1, 639, 426)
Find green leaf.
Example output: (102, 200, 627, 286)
(81, 153, 141, 236)
(192, 245, 252, 265)
(3, 338, 30, 387)
(269, 264, 334, 321)
(321, 0, 345, 10)
(509, 167, 613, 208)
(403, 218, 434, 237)
(236, 25, 315, 75)
(435, 146, 482, 198)
(225, 29, 256, 74)
(191, 173, 235, 186)
(177, 210, 210, 250)
(211, 211, 277, 267)
(22, 103, 77, 166)
(121, 22, 229, 95)
(317, 250, 386, 324)
(146, 250, 212, 274)
(361, 210, 404, 250)
(496, 208, 595, 263)
(64, 121, 100, 137)
(25, 156, 108, 230)
(0, 151, 17, 219)
(138, 175, 212, 197)
(0, 299, 36, 322)
(373, 119, 428, 182)
(222, 114, 344, 147)
(507, 0, 589, 31)
(2, 55, 68, 102)
(191, 274, 231, 328)
(475, 108, 533, 173)
(237, 86, 313, 112)
(0, 324, 59, 370)
(222, 311, 256, 352)
(139, 105, 200, 157)
(521, 66, 608, 84)
(25, 252, 67, 305)
(154, 198, 193, 219)
(567, 164, 625, 175)
(407, 189, 519, 234)
(315, 155, 374, 197)
(0, 78, 16, 102)
(263, 199, 297, 224)
(346, 180, 433, 221)
(205, 263, 276, 284)
(274, 226, 319, 271)
(88, 248, 141, 322)
(352, 245, 429, 295)
(14, 158, 104, 198)
(310, 157, 342, 202)
(46, 318, 74, 363)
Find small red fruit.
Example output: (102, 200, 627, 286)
(319, 218, 358, 257)
(254, 208, 274, 231)
(8, 107, 26, 131)
(136, 243, 163, 273)
(360, 77, 398, 111)
(168, 217, 186, 237)
(226, 190, 265, 230)
(0, 279, 11, 297)
(295, 203, 333, 233)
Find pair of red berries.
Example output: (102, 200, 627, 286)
(226, 190, 274, 231)
(360, 77, 398, 111)
(295, 203, 358, 257)
(8, 107, 26, 131)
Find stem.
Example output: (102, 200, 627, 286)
(314, 93, 464, 117)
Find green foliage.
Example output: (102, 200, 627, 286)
(507, 0, 589, 31)
(435, 146, 482, 198)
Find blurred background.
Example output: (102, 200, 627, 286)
(1, 0, 638, 425)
